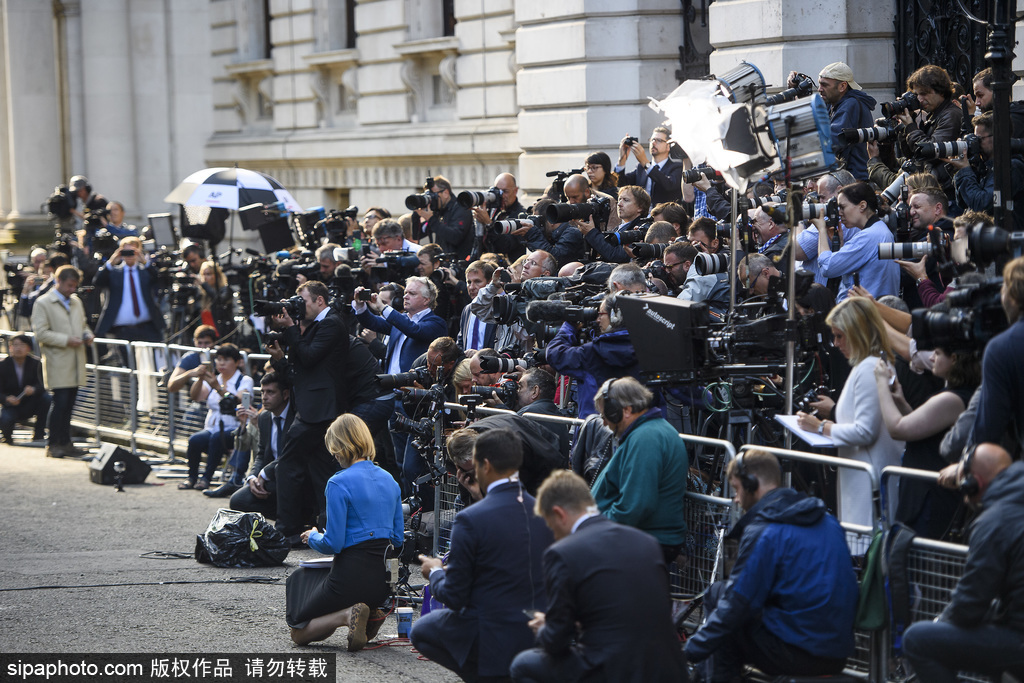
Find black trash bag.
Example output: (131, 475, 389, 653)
(194, 508, 290, 568)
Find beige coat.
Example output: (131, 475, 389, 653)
(30, 288, 91, 389)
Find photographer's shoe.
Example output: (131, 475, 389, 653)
(365, 608, 386, 641)
(46, 445, 69, 458)
(347, 604, 369, 652)
(203, 481, 241, 498)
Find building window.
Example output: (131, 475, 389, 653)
(442, 0, 455, 37)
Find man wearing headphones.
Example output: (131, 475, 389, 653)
(590, 377, 687, 565)
(685, 449, 858, 682)
(904, 443, 1024, 682)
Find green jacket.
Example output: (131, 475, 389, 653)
(593, 409, 688, 546)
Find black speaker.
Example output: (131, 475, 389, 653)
(88, 443, 151, 486)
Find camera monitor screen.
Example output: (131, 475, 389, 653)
(146, 213, 177, 246)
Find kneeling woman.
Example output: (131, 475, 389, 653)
(286, 414, 403, 650)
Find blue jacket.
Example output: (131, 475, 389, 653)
(356, 306, 447, 372)
(544, 323, 640, 418)
(829, 89, 877, 181)
(685, 487, 858, 662)
(307, 460, 403, 554)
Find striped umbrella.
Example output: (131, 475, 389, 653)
(163, 167, 302, 212)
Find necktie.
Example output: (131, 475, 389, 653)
(274, 416, 284, 459)
(128, 267, 141, 317)
(471, 316, 481, 349)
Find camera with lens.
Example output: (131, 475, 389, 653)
(840, 122, 897, 145)
(915, 136, 982, 161)
(545, 196, 611, 227)
(392, 413, 434, 438)
(766, 74, 814, 106)
(252, 295, 306, 321)
(320, 207, 357, 243)
(219, 393, 240, 414)
(881, 91, 921, 118)
(748, 190, 787, 208)
(83, 207, 110, 238)
(795, 386, 831, 414)
(468, 377, 518, 405)
(953, 222, 1024, 267)
(405, 177, 440, 212)
(45, 185, 75, 219)
(457, 187, 503, 210)
(492, 215, 542, 236)
(262, 331, 287, 347)
(373, 250, 420, 279)
(632, 242, 666, 260)
(377, 365, 434, 391)
(623, 136, 639, 147)
(912, 278, 1007, 350)
(605, 229, 646, 247)
(682, 167, 725, 184)
(525, 299, 601, 326)
(276, 256, 320, 284)
(694, 251, 730, 276)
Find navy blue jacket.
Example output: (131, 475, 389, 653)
(429, 481, 554, 677)
(356, 306, 447, 373)
(525, 221, 584, 267)
(829, 89, 876, 181)
(685, 488, 858, 662)
(544, 324, 640, 418)
(93, 263, 164, 337)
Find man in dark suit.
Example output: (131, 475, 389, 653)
(353, 276, 447, 493)
(457, 260, 497, 352)
(412, 428, 554, 681)
(615, 126, 684, 205)
(511, 470, 685, 683)
(268, 281, 349, 542)
(0, 334, 51, 443)
(516, 368, 570, 462)
(228, 372, 293, 517)
(93, 237, 164, 342)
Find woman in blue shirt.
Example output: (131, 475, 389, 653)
(286, 414, 404, 651)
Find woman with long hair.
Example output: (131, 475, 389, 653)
(196, 260, 234, 339)
(286, 414, 403, 650)
(796, 297, 904, 526)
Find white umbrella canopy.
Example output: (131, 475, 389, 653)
(163, 167, 302, 212)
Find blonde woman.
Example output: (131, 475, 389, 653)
(286, 415, 403, 650)
(196, 260, 233, 338)
(796, 297, 904, 527)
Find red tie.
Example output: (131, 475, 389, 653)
(128, 267, 141, 317)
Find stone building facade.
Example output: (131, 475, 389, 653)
(2, 0, 1022, 243)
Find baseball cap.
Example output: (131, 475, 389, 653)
(818, 62, 862, 90)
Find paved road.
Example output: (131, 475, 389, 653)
(0, 440, 458, 682)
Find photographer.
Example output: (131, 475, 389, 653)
(661, 242, 697, 297)
(415, 243, 460, 334)
(545, 294, 640, 419)
(93, 236, 164, 343)
(419, 175, 474, 260)
(580, 185, 651, 264)
(523, 198, 585, 269)
(750, 207, 789, 270)
(314, 243, 343, 282)
(793, 170, 858, 286)
(267, 280, 350, 544)
(615, 127, 683, 204)
(948, 111, 1024, 228)
(516, 367, 570, 460)
(793, 63, 875, 180)
(180, 343, 253, 491)
(564, 173, 621, 230)
(896, 65, 962, 198)
(457, 260, 497, 352)
(67, 175, 107, 224)
(971, 256, 1024, 453)
(470, 251, 556, 352)
(474, 172, 527, 260)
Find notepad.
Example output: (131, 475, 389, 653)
(774, 414, 836, 448)
(298, 557, 332, 569)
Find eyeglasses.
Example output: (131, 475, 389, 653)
(664, 260, 684, 270)
(746, 269, 763, 291)
(584, 164, 604, 171)
(650, 138, 668, 144)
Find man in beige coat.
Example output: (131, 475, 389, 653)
(30, 266, 93, 458)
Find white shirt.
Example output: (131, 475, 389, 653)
(110, 264, 151, 327)
(570, 508, 601, 534)
(202, 369, 254, 432)
(383, 306, 431, 375)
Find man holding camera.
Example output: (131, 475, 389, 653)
(792, 63, 875, 181)
(420, 175, 474, 260)
(581, 185, 652, 264)
(93, 236, 164, 343)
(470, 251, 557, 353)
(948, 111, 1024, 229)
(267, 280, 350, 544)
(524, 198, 585, 269)
(474, 172, 527, 260)
(615, 127, 683, 205)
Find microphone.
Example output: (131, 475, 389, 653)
(525, 300, 570, 323)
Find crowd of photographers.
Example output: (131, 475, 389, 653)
(8, 56, 1024, 681)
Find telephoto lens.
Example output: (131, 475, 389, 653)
(877, 242, 931, 260)
(631, 243, 666, 260)
(694, 251, 729, 276)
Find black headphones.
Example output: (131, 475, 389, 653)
(600, 378, 623, 424)
(733, 450, 759, 493)
(959, 445, 979, 497)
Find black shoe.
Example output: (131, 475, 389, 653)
(203, 481, 241, 498)
(1, 431, 13, 444)
(65, 446, 88, 457)
(285, 534, 308, 549)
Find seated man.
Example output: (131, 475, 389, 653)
(228, 372, 293, 518)
(511, 470, 685, 683)
(0, 334, 51, 444)
(591, 377, 687, 564)
(685, 449, 858, 681)
(412, 428, 554, 682)
(165, 325, 218, 393)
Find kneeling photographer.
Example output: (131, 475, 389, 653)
(544, 293, 641, 419)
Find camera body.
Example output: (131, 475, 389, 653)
(377, 366, 434, 391)
(912, 278, 1006, 350)
(623, 136, 639, 147)
(881, 91, 921, 118)
(252, 295, 306, 321)
(682, 167, 724, 184)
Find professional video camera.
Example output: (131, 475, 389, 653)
(45, 185, 75, 219)
(766, 73, 814, 107)
(491, 214, 543, 236)
(373, 250, 420, 280)
(292, 207, 327, 248)
(912, 278, 1007, 350)
(526, 299, 601, 326)
(252, 295, 305, 321)
(275, 252, 320, 286)
(405, 177, 440, 212)
(682, 167, 725, 184)
(545, 196, 611, 227)
(544, 169, 582, 203)
(457, 187, 502, 210)
(377, 366, 434, 391)
(881, 91, 921, 118)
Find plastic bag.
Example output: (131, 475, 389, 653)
(194, 508, 290, 568)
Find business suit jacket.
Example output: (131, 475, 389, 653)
(428, 481, 554, 677)
(0, 355, 45, 404)
(357, 307, 447, 372)
(457, 304, 497, 351)
(93, 263, 164, 337)
(30, 289, 91, 389)
(536, 515, 685, 682)
(246, 404, 296, 482)
(618, 158, 684, 205)
(278, 312, 349, 424)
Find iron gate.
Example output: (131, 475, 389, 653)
(895, 0, 991, 96)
